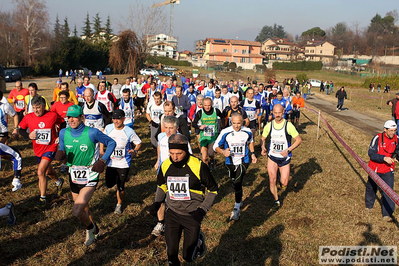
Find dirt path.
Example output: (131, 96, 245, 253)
(305, 94, 384, 136)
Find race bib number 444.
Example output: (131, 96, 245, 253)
(167, 176, 190, 200)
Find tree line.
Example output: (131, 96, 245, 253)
(255, 10, 399, 56)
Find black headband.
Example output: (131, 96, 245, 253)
(169, 143, 189, 153)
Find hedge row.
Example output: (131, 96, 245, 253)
(362, 76, 399, 89)
(272, 61, 323, 71)
(146, 56, 192, 67)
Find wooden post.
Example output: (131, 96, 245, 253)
(350, 91, 352, 101)
(317, 110, 321, 140)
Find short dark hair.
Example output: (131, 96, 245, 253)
(59, 90, 70, 98)
(114, 78, 118, 82)
(153, 91, 162, 98)
(122, 88, 131, 94)
(28, 83, 38, 91)
(61, 82, 69, 89)
(31, 96, 46, 106)
(215, 88, 221, 93)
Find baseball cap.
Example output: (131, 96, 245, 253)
(66, 105, 83, 117)
(384, 120, 397, 129)
(112, 109, 125, 119)
(101, 76, 106, 80)
(56, 79, 62, 84)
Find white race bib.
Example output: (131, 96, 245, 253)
(36, 129, 51, 145)
(124, 111, 132, 119)
(167, 176, 190, 200)
(167, 94, 173, 101)
(247, 110, 256, 120)
(230, 143, 245, 158)
(15, 100, 25, 109)
(111, 148, 126, 160)
(203, 125, 215, 137)
(70, 166, 90, 185)
(271, 140, 285, 153)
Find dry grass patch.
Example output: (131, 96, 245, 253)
(1, 77, 398, 265)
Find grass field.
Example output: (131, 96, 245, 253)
(1, 74, 399, 265)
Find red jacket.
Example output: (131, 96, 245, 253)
(368, 132, 398, 173)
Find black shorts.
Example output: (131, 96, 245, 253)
(69, 173, 98, 194)
(248, 120, 257, 129)
(105, 167, 129, 191)
(0, 132, 9, 138)
(135, 97, 145, 109)
(292, 110, 300, 119)
(268, 155, 291, 167)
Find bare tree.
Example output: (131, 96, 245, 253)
(13, 0, 50, 66)
(109, 30, 144, 76)
(0, 11, 24, 66)
(118, 0, 168, 53)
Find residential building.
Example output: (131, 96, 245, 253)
(147, 33, 178, 59)
(178, 50, 193, 61)
(195, 40, 206, 57)
(262, 38, 297, 60)
(203, 38, 263, 69)
(302, 40, 336, 64)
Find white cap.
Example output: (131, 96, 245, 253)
(384, 120, 397, 129)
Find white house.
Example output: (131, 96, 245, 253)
(147, 33, 178, 59)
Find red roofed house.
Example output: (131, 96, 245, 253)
(203, 38, 263, 69)
(302, 40, 335, 64)
(261, 38, 297, 61)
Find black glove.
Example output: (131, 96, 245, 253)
(91, 159, 106, 173)
(150, 202, 162, 217)
(54, 150, 66, 161)
(189, 208, 206, 223)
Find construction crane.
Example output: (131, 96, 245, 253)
(152, 0, 180, 36)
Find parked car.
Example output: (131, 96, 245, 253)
(103, 67, 112, 75)
(156, 70, 166, 76)
(139, 68, 158, 76)
(309, 79, 321, 87)
(164, 71, 175, 77)
(4, 69, 22, 82)
(163, 66, 178, 71)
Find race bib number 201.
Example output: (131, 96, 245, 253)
(167, 176, 190, 200)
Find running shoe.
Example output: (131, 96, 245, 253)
(37, 197, 46, 210)
(12, 178, 22, 192)
(272, 200, 281, 211)
(85, 223, 100, 246)
(60, 164, 68, 173)
(151, 222, 165, 237)
(114, 204, 122, 214)
(6, 202, 16, 226)
(229, 208, 240, 221)
(56, 178, 64, 196)
(192, 231, 206, 260)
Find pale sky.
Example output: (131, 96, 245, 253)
(1, 0, 398, 50)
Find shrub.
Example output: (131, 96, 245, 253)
(296, 73, 308, 83)
(272, 61, 323, 70)
(362, 76, 399, 90)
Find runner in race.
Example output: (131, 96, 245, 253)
(17, 96, 64, 208)
(241, 88, 261, 136)
(0, 202, 16, 225)
(119, 88, 135, 129)
(0, 142, 22, 191)
(213, 113, 257, 220)
(192, 98, 223, 170)
(80, 88, 111, 131)
(146, 91, 164, 148)
(55, 105, 116, 246)
(150, 133, 218, 265)
(260, 104, 302, 210)
(104, 109, 142, 214)
(0, 90, 18, 144)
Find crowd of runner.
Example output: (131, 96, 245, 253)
(1, 75, 304, 265)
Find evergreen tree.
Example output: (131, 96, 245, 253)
(63, 17, 70, 38)
(73, 25, 78, 37)
(93, 13, 102, 37)
(82, 12, 91, 38)
(255, 24, 287, 43)
(105, 15, 112, 41)
(54, 14, 61, 40)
